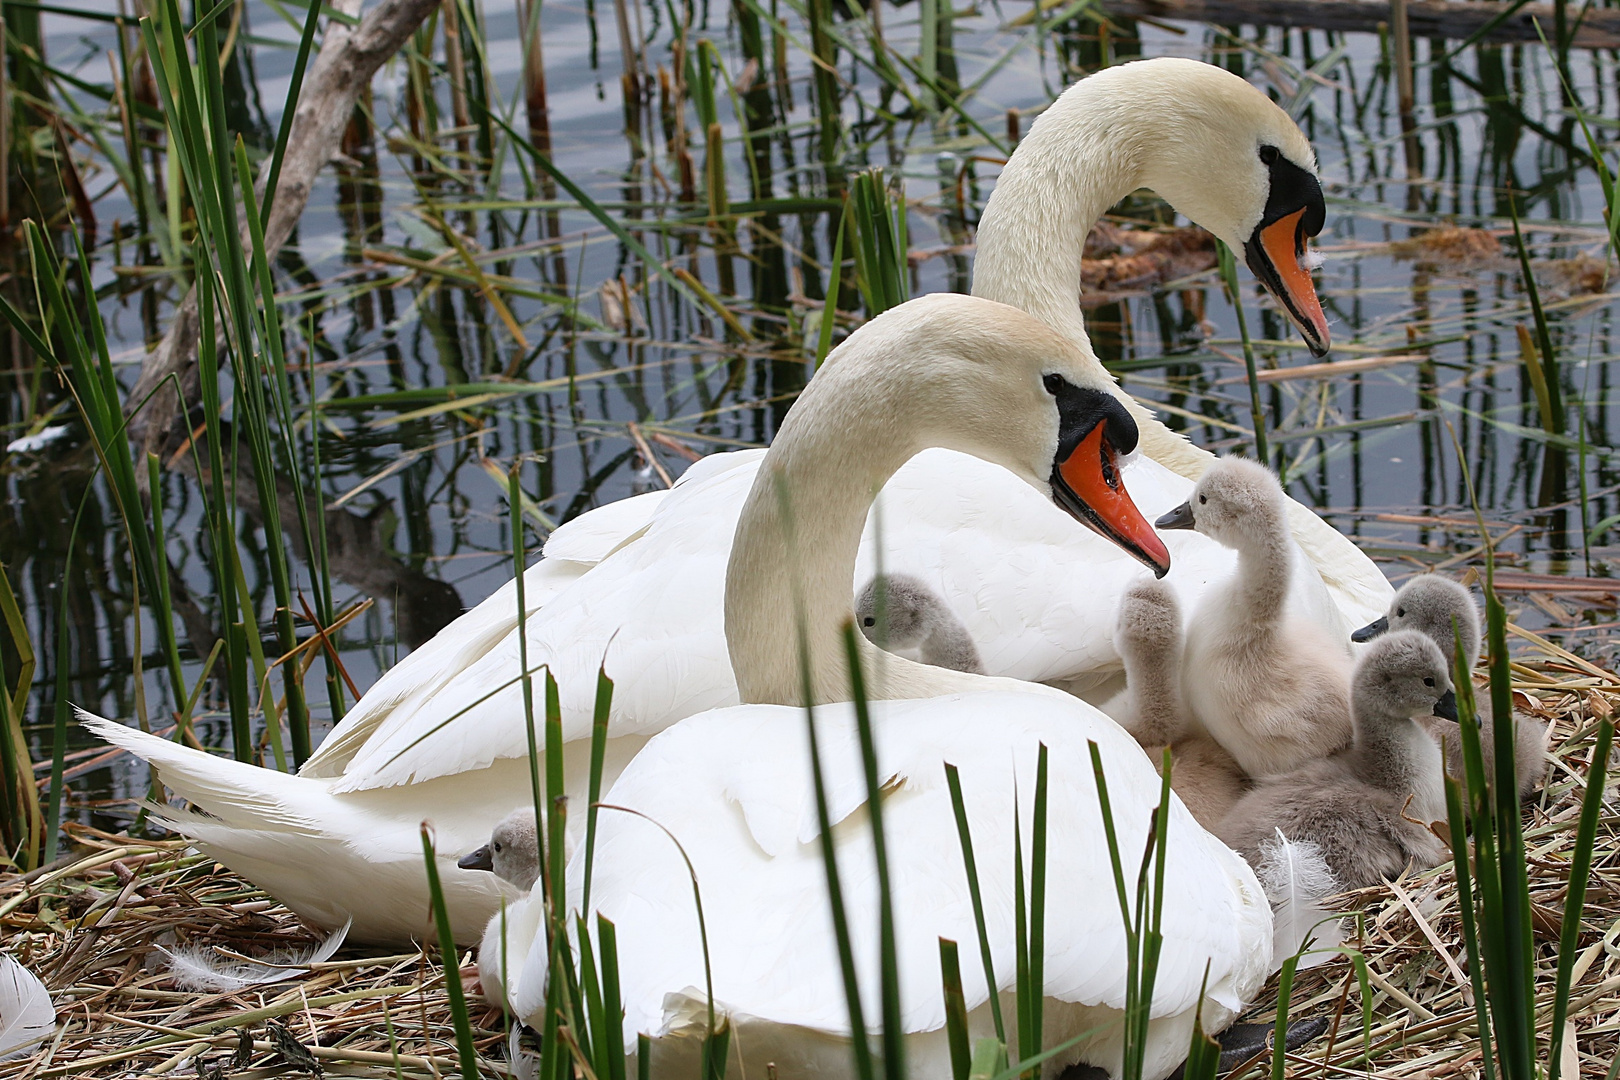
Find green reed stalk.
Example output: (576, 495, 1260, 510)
(841, 621, 905, 1079)
(849, 167, 908, 316)
(1216, 241, 1270, 467)
(0, 567, 42, 870)
(1547, 713, 1614, 1080)
(945, 761, 1005, 1043)
(1181, 968, 1222, 1080)
(582, 666, 614, 914)
(805, 0, 841, 183)
(940, 938, 972, 1080)
(1089, 741, 1172, 1080)
(1508, 200, 1564, 436)
(420, 826, 482, 1080)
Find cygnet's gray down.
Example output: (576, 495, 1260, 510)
(856, 573, 984, 674)
(1156, 457, 1353, 777)
(460, 809, 542, 1012)
(1116, 579, 1251, 831)
(1217, 630, 1455, 890)
(1351, 574, 1548, 801)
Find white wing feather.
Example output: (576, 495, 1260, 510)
(0, 955, 54, 1061)
(1255, 829, 1344, 972)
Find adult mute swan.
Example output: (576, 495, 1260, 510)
(81, 294, 1179, 945)
(519, 294, 1268, 1079)
(299, 57, 1389, 784)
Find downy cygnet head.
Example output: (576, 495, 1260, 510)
(1152, 456, 1283, 550)
(1351, 575, 1481, 670)
(1353, 630, 1458, 725)
(458, 809, 541, 892)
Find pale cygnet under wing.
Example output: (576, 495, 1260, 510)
(1351, 574, 1548, 801)
(1115, 579, 1251, 831)
(1156, 457, 1354, 778)
(1217, 630, 1455, 891)
(459, 809, 544, 1012)
(856, 572, 985, 674)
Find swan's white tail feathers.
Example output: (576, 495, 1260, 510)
(80, 712, 325, 836)
(158, 918, 351, 992)
(1255, 829, 1345, 973)
(0, 955, 54, 1061)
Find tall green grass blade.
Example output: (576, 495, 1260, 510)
(260, 0, 324, 218)
(945, 761, 1006, 1043)
(583, 666, 615, 914)
(420, 825, 482, 1080)
(940, 938, 972, 1080)
(840, 621, 904, 1079)
(1547, 715, 1613, 1080)
(815, 198, 849, 368)
(1181, 967, 1222, 1080)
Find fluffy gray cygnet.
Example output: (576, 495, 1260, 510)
(855, 573, 985, 674)
(1115, 579, 1251, 830)
(1352, 574, 1547, 801)
(458, 807, 541, 891)
(1156, 457, 1353, 778)
(460, 809, 544, 1013)
(1217, 630, 1454, 890)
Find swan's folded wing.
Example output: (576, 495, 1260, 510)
(330, 462, 762, 792)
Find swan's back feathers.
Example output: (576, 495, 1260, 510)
(566, 693, 1271, 1049)
(0, 955, 53, 1061)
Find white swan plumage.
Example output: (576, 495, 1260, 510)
(90, 57, 1387, 946)
(498, 293, 1272, 1079)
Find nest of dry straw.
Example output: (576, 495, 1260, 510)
(2, 627, 1616, 1079)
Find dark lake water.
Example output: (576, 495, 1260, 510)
(3, 0, 1618, 827)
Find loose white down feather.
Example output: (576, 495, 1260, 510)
(1255, 830, 1344, 972)
(0, 955, 54, 1061)
(158, 918, 351, 992)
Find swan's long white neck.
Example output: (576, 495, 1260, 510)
(971, 94, 1144, 357)
(722, 305, 1064, 707)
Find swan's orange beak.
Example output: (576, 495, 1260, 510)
(1245, 208, 1330, 356)
(1052, 425, 1172, 579)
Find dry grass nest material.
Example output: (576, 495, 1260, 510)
(1, 629, 1615, 1079)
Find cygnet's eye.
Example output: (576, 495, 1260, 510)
(493, 842, 503, 852)
(1042, 373, 1063, 396)
(1423, 677, 1435, 687)
(862, 616, 875, 627)
(1259, 145, 1280, 165)
(1396, 607, 1406, 618)
(1198, 494, 1207, 504)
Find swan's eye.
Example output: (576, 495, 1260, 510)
(493, 842, 502, 852)
(1042, 373, 1063, 396)
(1396, 607, 1405, 618)
(1198, 494, 1206, 504)
(1259, 145, 1280, 165)
(863, 616, 876, 627)
(1423, 677, 1435, 687)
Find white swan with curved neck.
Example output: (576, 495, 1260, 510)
(84, 58, 1388, 946)
(516, 295, 1269, 1079)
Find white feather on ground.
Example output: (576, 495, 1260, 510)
(0, 955, 55, 1061)
(158, 917, 351, 993)
(1255, 830, 1345, 972)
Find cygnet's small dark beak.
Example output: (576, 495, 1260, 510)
(1155, 502, 1196, 531)
(1351, 615, 1389, 644)
(458, 845, 494, 872)
(1433, 689, 1459, 724)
